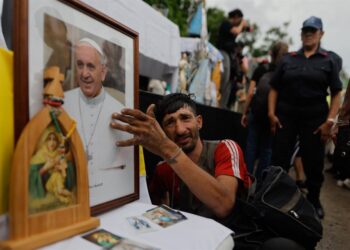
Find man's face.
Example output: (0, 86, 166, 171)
(301, 28, 324, 49)
(161, 106, 202, 153)
(75, 44, 106, 98)
(230, 16, 242, 27)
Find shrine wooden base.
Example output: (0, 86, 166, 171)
(0, 217, 99, 250)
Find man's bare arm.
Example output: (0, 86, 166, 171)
(268, 87, 282, 134)
(314, 91, 342, 142)
(110, 107, 238, 218)
(328, 91, 342, 120)
(241, 80, 256, 127)
(230, 19, 247, 35)
(165, 149, 239, 218)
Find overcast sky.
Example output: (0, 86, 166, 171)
(207, 0, 350, 75)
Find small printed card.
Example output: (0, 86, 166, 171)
(142, 205, 187, 228)
(108, 239, 160, 250)
(126, 216, 156, 233)
(82, 229, 121, 248)
(83, 228, 159, 249)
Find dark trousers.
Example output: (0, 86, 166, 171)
(271, 101, 328, 203)
(234, 235, 306, 250)
(245, 114, 272, 179)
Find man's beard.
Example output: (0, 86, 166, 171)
(176, 129, 200, 154)
(182, 141, 196, 154)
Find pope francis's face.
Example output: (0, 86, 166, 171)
(75, 44, 106, 98)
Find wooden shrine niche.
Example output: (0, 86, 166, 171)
(1, 67, 99, 250)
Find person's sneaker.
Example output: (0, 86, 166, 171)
(315, 205, 325, 219)
(343, 178, 350, 189)
(336, 179, 344, 187)
(311, 200, 325, 219)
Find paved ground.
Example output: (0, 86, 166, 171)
(316, 161, 350, 250)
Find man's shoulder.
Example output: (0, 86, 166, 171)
(219, 20, 231, 32)
(212, 139, 241, 152)
(327, 50, 343, 70)
(220, 19, 231, 26)
(210, 140, 251, 188)
(203, 139, 243, 162)
(327, 50, 341, 59)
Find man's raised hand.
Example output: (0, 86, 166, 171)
(110, 107, 175, 159)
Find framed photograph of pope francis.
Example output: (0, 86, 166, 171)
(14, 0, 139, 216)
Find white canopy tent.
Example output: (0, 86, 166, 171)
(0, 0, 181, 84)
(82, 0, 181, 85)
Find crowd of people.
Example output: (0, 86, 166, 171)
(115, 8, 350, 250)
(216, 10, 348, 220)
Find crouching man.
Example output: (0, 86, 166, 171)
(110, 93, 304, 250)
(111, 93, 250, 218)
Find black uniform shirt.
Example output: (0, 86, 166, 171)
(270, 48, 342, 104)
(251, 62, 269, 85)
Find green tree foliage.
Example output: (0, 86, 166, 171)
(235, 21, 261, 56)
(207, 7, 225, 46)
(143, 0, 191, 36)
(340, 70, 349, 87)
(239, 21, 293, 57)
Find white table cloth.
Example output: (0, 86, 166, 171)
(41, 201, 233, 250)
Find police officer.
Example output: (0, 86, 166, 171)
(267, 16, 342, 219)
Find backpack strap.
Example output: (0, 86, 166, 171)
(199, 140, 221, 174)
(179, 140, 220, 216)
(247, 176, 257, 200)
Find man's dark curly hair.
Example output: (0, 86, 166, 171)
(154, 93, 197, 125)
(228, 9, 243, 18)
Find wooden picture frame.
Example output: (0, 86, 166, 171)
(13, 0, 139, 215)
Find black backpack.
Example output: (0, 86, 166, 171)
(199, 142, 323, 249)
(241, 166, 323, 249)
(251, 71, 273, 124)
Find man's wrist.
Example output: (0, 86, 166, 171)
(165, 147, 182, 164)
(326, 118, 336, 126)
(160, 140, 180, 160)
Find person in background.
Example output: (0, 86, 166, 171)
(289, 138, 307, 189)
(217, 9, 252, 109)
(333, 79, 350, 188)
(229, 41, 249, 112)
(268, 16, 342, 219)
(241, 42, 289, 179)
(217, 9, 248, 56)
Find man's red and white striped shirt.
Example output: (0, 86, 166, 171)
(150, 139, 251, 206)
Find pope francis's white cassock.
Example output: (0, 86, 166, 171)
(64, 87, 134, 206)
